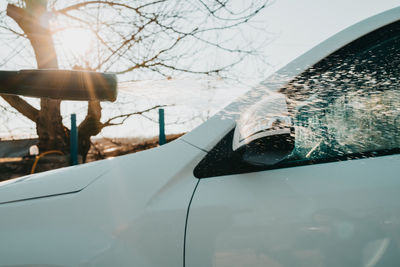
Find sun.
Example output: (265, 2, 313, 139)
(57, 28, 93, 57)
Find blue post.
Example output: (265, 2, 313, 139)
(159, 108, 166, 145)
(70, 114, 79, 165)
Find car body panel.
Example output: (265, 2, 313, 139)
(185, 5, 400, 267)
(186, 154, 400, 267)
(0, 139, 204, 266)
(0, 160, 109, 204)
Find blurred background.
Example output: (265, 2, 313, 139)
(0, 0, 398, 178)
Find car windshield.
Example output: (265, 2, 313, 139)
(194, 21, 400, 178)
(280, 34, 400, 163)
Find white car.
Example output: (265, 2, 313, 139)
(1, 6, 400, 267)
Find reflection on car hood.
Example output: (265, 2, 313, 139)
(0, 160, 109, 205)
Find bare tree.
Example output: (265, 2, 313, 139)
(0, 0, 268, 161)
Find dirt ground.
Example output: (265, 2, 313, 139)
(0, 133, 184, 182)
(86, 133, 184, 161)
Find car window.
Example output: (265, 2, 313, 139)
(194, 20, 400, 178)
(281, 33, 400, 163)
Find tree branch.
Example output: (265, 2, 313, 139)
(56, 1, 135, 14)
(103, 105, 168, 127)
(115, 33, 187, 74)
(195, 0, 268, 21)
(7, 3, 59, 68)
(0, 25, 26, 38)
(94, 17, 156, 70)
(1, 95, 39, 122)
(78, 100, 102, 136)
(55, 0, 167, 14)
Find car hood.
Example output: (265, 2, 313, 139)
(0, 160, 109, 205)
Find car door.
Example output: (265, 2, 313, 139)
(185, 20, 400, 267)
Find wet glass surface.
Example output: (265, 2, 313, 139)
(282, 34, 400, 162)
(195, 21, 400, 178)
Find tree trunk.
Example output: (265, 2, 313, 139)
(7, 1, 69, 153)
(78, 100, 103, 162)
(6, 1, 105, 162)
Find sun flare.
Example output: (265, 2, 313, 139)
(57, 28, 93, 56)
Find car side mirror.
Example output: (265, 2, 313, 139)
(0, 69, 117, 101)
(232, 92, 295, 166)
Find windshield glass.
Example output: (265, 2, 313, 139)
(281, 34, 400, 162)
(233, 92, 291, 149)
(194, 21, 400, 179)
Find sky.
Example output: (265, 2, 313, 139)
(0, 0, 399, 139)
(260, 0, 399, 72)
